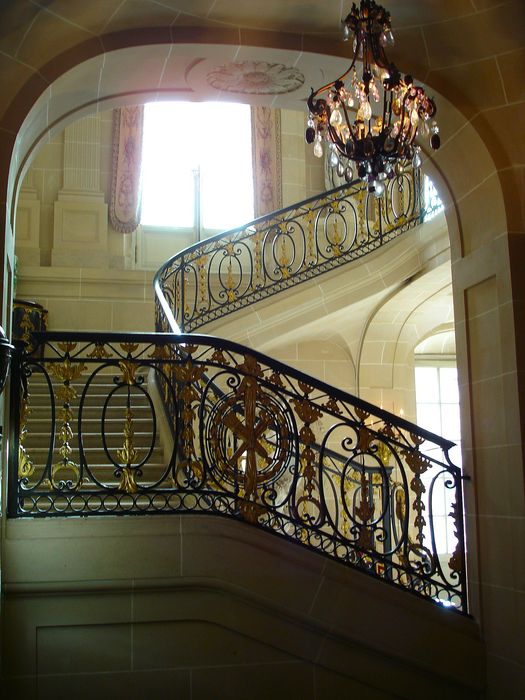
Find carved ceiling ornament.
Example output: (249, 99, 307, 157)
(206, 61, 305, 95)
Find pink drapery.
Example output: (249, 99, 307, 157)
(109, 106, 144, 233)
(251, 107, 282, 218)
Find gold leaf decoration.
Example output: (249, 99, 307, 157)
(49, 359, 86, 384)
(210, 348, 229, 365)
(18, 396, 34, 479)
(120, 342, 139, 354)
(57, 341, 77, 353)
(117, 408, 139, 466)
(87, 343, 112, 360)
(119, 466, 138, 494)
(149, 344, 170, 360)
(239, 500, 266, 524)
(119, 360, 139, 386)
(268, 371, 284, 387)
(236, 354, 262, 378)
(323, 397, 341, 414)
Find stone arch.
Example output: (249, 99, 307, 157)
(1, 26, 510, 265)
(1, 22, 523, 695)
(356, 262, 454, 419)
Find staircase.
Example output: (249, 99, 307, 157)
(8, 171, 465, 610)
(2, 172, 484, 700)
(20, 371, 165, 492)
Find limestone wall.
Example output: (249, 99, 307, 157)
(14, 107, 324, 333)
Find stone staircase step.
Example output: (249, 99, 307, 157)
(20, 370, 170, 480)
(25, 405, 155, 419)
(27, 394, 151, 406)
(24, 418, 158, 430)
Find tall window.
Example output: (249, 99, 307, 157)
(141, 102, 254, 236)
(415, 363, 462, 557)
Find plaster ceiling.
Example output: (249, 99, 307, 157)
(2, 1, 515, 48)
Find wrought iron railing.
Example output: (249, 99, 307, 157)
(9, 172, 463, 612)
(9, 332, 466, 612)
(154, 170, 423, 333)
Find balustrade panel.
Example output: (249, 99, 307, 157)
(154, 172, 425, 333)
(9, 332, 466, 612)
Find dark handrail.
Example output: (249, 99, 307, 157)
(32, 330, 454, 451)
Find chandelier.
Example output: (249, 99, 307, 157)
(306, 0, 440, 195)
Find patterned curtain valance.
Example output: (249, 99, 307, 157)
(109, 106, 144, 234)
(251, 107, 282, 218)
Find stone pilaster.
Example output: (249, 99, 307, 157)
(15, 170, 41, 267)
(52, 115, 108, 268)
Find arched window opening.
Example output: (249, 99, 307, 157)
(414, 331, 461, 566)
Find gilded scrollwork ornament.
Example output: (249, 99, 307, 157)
(117, 407, 139, 493)
(19, 307, 34, 345)
(87, 343, 112, 360)
(119, 359, 140, 386)
(49, 348, 85, 487)
(174, 359, 206, 484)
(293, 396, 323, 523)
(448, 498, 463, 576)
(18, 395, 34, 479)
(403, 440, 431, 546)
(149, 343, 170, 360)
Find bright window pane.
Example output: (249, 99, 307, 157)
(415, 366, 439, 401)
(141, 103, 196, 227)
(416, 403, 441, 433)
(141, 101, 254, 231)
(441, 404, 461, 442)
(424, 176, 444, 222)
(439, 367, 459, 403)
(415, 362, 462, 555)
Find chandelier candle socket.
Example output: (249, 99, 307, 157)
(306, 0, 440, 195)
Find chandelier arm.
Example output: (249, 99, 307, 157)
(340, 99, 359, 150)
(369, 29, 391, 73)
(409, 94, 420, 143)
(382, 88, 389, 131)
(364, 13, 373, 74)
(398, 96, 408, 149)
(309, 49, 359, 105)
(406, 93, 417, 143)
(409, 119, 418, 144)
(327, 123, 345, 157)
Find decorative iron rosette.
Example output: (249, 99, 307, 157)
(200, 369, 297, 506)
(207, 61, 305, 95)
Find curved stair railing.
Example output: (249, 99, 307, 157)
(9, 331, 466, 611)
(8, 171, 467, 613)
(155, 169, 424, 333)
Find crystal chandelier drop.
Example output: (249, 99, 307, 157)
(306, 0, 440, 195)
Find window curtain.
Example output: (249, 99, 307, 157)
(109, 106, 144, 233)
(251, 107, 282, 218)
